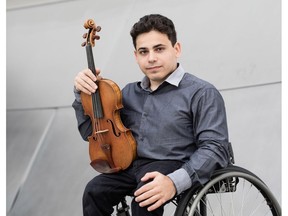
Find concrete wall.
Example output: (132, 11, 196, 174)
(6, 0, 281, 215)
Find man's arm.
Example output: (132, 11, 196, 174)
(168, 87, 231, 195)
(72, 68, 100, 140)
(72, 89, 92, 141)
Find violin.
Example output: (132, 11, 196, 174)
(81, 19, 137, 173)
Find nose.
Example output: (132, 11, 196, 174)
(148, 52, 157, 63)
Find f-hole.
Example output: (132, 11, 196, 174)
(107, 119, 121, 137)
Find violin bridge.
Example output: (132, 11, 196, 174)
(95, 129, 109, 134)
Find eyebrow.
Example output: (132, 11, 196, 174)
(137, 44, 165, 52)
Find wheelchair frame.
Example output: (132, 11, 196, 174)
(116, 165, 281, 216)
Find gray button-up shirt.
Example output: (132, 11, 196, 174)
(72, 64, 231, 194)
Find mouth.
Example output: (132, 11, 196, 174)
(146, 66, 162, 71)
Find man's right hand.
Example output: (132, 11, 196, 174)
(74, 68, 101, 95)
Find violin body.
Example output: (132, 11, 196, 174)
(80, 19, 137, 173)
(81, 79, 136, 173)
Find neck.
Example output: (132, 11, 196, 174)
(150, 81, 160, 91)
(149, 64, 178, 91)
(149, 71, 172, 91)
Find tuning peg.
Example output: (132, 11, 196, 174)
(93, 35, 100, 40)
(82, 33, 88, 39)
(81, 41, 86, 47)
(96, 26, 101, 32)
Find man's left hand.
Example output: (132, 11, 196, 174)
(134, 171, 176, 212)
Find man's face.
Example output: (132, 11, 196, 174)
(134, 30, 181, 89)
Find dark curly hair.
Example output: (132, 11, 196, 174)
(130, 14, 177, 49)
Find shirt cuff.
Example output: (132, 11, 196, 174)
(73, 86, 82, 103)
(167, 168, 192, 195)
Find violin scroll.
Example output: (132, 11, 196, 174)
(81, 19, 101, 47)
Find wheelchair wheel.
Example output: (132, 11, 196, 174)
(174, 165, 281, 216)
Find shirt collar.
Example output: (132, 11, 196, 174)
(139, 63, 185, 90)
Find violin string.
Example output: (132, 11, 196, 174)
(92, 91, 104, 144)
(86, 41, 102, 143)
(92, 93, 99, 142)
(97, 91, 104, 144)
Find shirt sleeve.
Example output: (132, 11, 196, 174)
(170, 88, 231, 195)
(167, 168, 192, 195)
(72, 88, 92, 141)
(73, 86, 82, 103)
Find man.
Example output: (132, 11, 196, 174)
(73, 14, 232, 216)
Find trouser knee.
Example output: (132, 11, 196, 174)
(82, 178, 114, 216)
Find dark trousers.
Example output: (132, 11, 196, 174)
(83, 158, 183, 216)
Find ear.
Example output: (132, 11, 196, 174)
(134, 50, 139, 62)
(174, 42, 181, 58)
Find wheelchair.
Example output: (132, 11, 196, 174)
(115, 164, 281, 216)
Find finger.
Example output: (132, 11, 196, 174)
(74, 74, 97, 94)
(82, 75, 97, 90)
(78, 87, 92, 95)
(97, 75, 103, 81)
(135, 184, 156, 203)
(141, 171, 158, 182)
(147, 199, 166, 212)
(135, 172, 161, 197)
(75, 75, 95, 92)
(134, 183, 152, 197)
(83, 69, 97, 81)
(138, 192, 160, 207)
(95, 68, 101, 76)
(74, 82, 93, 95)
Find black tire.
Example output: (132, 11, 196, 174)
(174, 165, 281, 216)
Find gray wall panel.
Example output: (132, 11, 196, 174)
(222, 83, 281, 202)
(6, 109, 56, 211)
(7, 0, 280, 108)
(8, 108, 96, 216)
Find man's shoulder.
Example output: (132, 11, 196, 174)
(121, 81, 142, 96)
(181, 72, 216, 90)
(122, 81, 139, 90)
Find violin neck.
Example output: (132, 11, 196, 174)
(86, 44, 97, 76)
(85, 44, 103, 118)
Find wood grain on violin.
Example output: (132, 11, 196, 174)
(81, 19, 137, 173)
